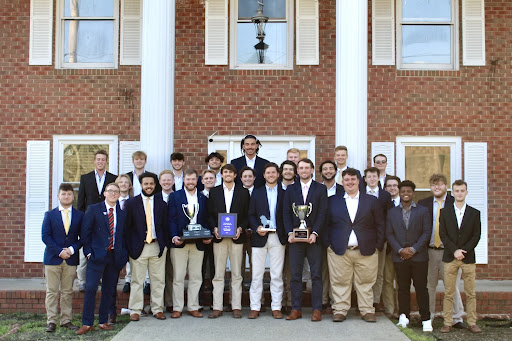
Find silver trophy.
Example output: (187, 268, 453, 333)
(292, 203, 313, 241)
(181, 203, 211, 239)
(260, 215, 276, 232)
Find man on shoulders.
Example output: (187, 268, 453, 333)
(333, 146, 364, 191)
(231, 134, 269, 189)
(373, 154, 388, 190)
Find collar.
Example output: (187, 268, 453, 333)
(59, 205, 71, 212)
(366, 185, 379, 192)
(223, 183, 235, 191)
(399, 201, 417, 209)
(142, 194, 154, 200)
(119, 195, 130, 201)
(300, 179, 313, 188)
(105, 202, 116, 211)
(344, 191, 360, 199)
(454, 202, 467, 213)
(323, 182, 336, 191)
(433, 193, 448, 203)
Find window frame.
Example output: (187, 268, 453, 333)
(55, 0, 119, 69)
(229, 0, 294, 70)
(396, 0, 459, 70)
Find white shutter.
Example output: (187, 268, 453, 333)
(205, 0, 228, 65)
(371, 142, 395, 175)
(462, 0, 485, 66)
(372, 0, 394, 65)
(29, 0, 53, 65)
(119, 141, 140, 174)
(121, 0, 142, 65)
(296, 0, 319, 65)
(464, 142, 487, 264)
(25, 141, 50, 262)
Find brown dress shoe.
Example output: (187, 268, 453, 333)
(286, 309, 302, 320)
(98, 323, 113, 330)
(248, 310, 259, 319)
(187, 310, 203, 318)
(223, 305, 233, 312)
(333, 314, 346, 322)
(322, 304, 333, 315)
(130, 314, 140, 321)
(170, 311, 182, 318)
(468, 325, 482, 333)
(60, 322, 79, 330)
(272, 310, 284, 319)
(440, 325, 451, 333)
(166, 306, 174, 313)
(45, 322, 56, 332)
(362, 313, 377, 322)
(154, 312, 167, 320)
(373, 302, 384, 312)
(311, 310, 322, 322)
(232, 309, 242, 318)
(76, 325, 94, 335)
(208, 310, 223, 319)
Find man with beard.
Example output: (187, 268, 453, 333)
(231, 135, 269, 189)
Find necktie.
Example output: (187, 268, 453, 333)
(302, 184, 309, 203)
(434, 200, 443, 248)
(121, 199, 126, 210)
(108, 208, 114, 250)
(63, 208, 70, 235)
(145, 197, 153, 244)
(368, 189, 377, 197)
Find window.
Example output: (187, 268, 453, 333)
(55, 0, 119, 69)
(397, 0, 458, 70)
(230, 0, 293, 70)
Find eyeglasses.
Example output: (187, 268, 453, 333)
(374, 160, 387, 164)
(105, 189, 120, 194)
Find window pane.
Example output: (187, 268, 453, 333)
(64, 20, 114, 63)
(402, 25, 451, 64)
(402, 0, 451, 22)
(237, 22, 287, 65)
(65, 0, 114, 17)
(405, 146, 451, 189)
(238, 0, 286, 19)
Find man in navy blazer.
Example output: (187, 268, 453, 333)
(230, 134, 270, 189)
(168, 169, 212, 318)
(76, 182, 128, 335)
(325, 168, 384, 323)
(42, 183, 83, 332)
(283, 158, 327, 322)
(124, 172, 170, 321)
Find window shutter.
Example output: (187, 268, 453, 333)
(296, 0, 319, 65)
(205, 0, 228, 65)
(372, 0, 394, 65)
(119, 141, 141, 174)
(371, 142, 395, 175)
(121, 0, 142, 65)
(25, 141, 50, 262)
(462, 0, 485, 66)
(29, 0, 53, 65)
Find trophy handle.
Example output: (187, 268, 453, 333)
(292, 203, 298, 216)
(182, 204, 190, 219)
(193, 203, 199, 220)
(307, 203, 313, 216)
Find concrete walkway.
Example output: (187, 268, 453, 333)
(111, 308, 410, 341)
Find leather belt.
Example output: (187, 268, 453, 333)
(428, 246, 444, 250)
(348, 245, 359, 250)
(145, 238, 158, 244)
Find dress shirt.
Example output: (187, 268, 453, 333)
(281, 181, 294, 190)
(161, 192, 171, 204)
(379, 175, 387, 190)
(398, 202, 417, 254)
(173, 170, 183, 191)
(185, 189, 199, 224)
(223, 183, 235, 214)
(142, 194, 156, 238)
(95, 169, 106, 195)
(215, 172, 222, 186)
(454, 203, 467, 229)
(300, 179, 313, 204)
(119, 195, 129, 210)
(202, 189, 209, 198)
(429, 194, 447, 247)
(392, 196, 400, 207)
(105, 202, 117, 246)
(132, 170, 144, 196)
(59, 205, 74, 255)
(265, 185, 278, 230)
(245, 155, 256, 169)
(344, 191, 360, 247)
(246, 186, 254, 196)
(325, 182, 336, 197)
(334, 165, 348, 184)
(366, 185, 379, 198)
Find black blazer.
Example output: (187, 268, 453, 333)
(386, 204, 431, 262)
(77, 170, 117, 212)
(207, 184, 250, 244)
(374, 188, 393, 221)
(231, 155, 270, 189)
(440, 204, 481, 264)
(248, 185, 287, 247)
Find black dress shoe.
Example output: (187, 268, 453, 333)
(143, 283, 151, 295)
(123, 282, 131, 293)
(60, 322, 79, 330)
(46, 322, 56, 332)
(453, 321, 468, 329)
(108, 314, 117, 325)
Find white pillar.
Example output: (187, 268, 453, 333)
(140, 0, 175, 174)
(336, 0, 368, 172)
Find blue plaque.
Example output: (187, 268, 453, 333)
(218, 213, 238, 238)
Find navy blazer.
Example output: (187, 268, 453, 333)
(386, 204, 431, 262)
(248, 185, 287, 247)
(81, 202, 128, 270)
(124, 194, 169, 259)
(440, 204, 481, 264)
(326, 192, 384, 256)
(231, 155, 270, 189)
(42, 207, 84, 266)
(168, 189, 211, 251)
(283, 180, 328, 236)
(77, 170, 117, 212)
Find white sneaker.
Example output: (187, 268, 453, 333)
(397, 314, 409, 328)
(422, 319, 433, 332)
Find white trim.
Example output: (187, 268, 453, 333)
(371, 142, 395, 175)
(29, 0, 53, 65)
(371, 0, 395, 65)
(462, 0, 486, 66)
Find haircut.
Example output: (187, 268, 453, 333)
(240, 134, 262, 154)
(334, 145, 348, 153)
(399, 180, 416, 191)
(95, 149, 108, 159)
(264, 162, 280, 173)
(132, 150, 147, 160)
(159, 169, 174, 178)
(287, 148, 300, 155)
(115, 174, 133, 196)
(205, 152, 225, 164)
(452, 179, 468, 189)
(429, 173, 448, 185)
(202, 169, 217, 177)
(280, 160, 297, 176)
(139, 171, 158, 184)
(58, 183, 74, 193)
(364, 167, 380, 176)
(298, 158, 315, 169)
(105, 182, 120, 191)
(184, 168, 198, 178)
(385, 175, 401, 186)
(240, 166, 256, 177)
(221, 163, 237, 174)
(373, 153, 387, 163)
(320, 160, 337, 171)
(170, 152, 185, 161)
(341, 167, 359, 178)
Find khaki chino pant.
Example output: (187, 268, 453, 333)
(443, 260, 477, 326)
(171, 244, 204, 312)
(212, 239, 243, 311)
(45, 263, 76, 324)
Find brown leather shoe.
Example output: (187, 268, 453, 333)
(468, 325, 482, 333)
(60, 322, 79, 330)
(98, 323, 113, 331)
(248, 310, 259, 319)
(107, 314, 117, 325)
(311, 309, 322, 322)
(208, 310, 223, 319)
(272, 310, 283, 319)
(333, 313, 346, 322)
(170, 311, 182, 318)
(45, 322, 56, 332)
(286, 309, 302, 320)
(154, 312, 167, 320)
(232, 309, 242, 318)
(187, 310, 203, 318)
(75, 325, 94, 335)
(373, 302, 384, 312)
(440, 325, 451, 333)
(322, 304, 333, 315)
(362, 313, 377, 322)
(130, 314, 140, 321)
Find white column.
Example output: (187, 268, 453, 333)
(336, 0, 368, 172)
(140, 0, 175, 174)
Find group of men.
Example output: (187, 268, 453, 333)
(42, 134, 482, 335)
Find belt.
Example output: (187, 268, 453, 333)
(428, 246, 444, 250)
(348, 245, 359, 250)
(145, 238, 158, 244)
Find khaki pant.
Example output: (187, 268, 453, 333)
(171, 245, 204, 312)
(381, 248, 397, 314)
(164, 248, 173, 308)
(281, 245, 292, 307)
(443, 260, 477, 326)
(128, 243, 166, 315)
(372, 244, 387, 304)
(45, 263, 76, 324)
(77, 248, 87, 285)
(212, 239, 243, 311)
(328, 247, 378, 316)
(322, 247, 333, 306)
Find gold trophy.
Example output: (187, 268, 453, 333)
(292, 203, 312, 242)
(182, 203, 212, 239)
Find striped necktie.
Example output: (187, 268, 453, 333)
(108, 208, 114, 250)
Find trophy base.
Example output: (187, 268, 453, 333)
(293, 227, 311, 242)
(182, 225, 212, 240)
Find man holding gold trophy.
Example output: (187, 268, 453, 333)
(283, 159, 327, 322)
(168, 169, 212, 318)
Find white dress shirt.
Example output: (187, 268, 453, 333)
(454, 203, 467, 229)
(344, 191, 360, 246)
(173, 170, 183, 191)
(334, 165, 348, 184)
(223, 183, 235, 213)
(95, 169, 106, 195)
(245, 155, 256, 169)
(132, 170, 144, 196)
(324, 182, 336, 197)
(366, 185, 379, 198)
(391, 196, 400, 207)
